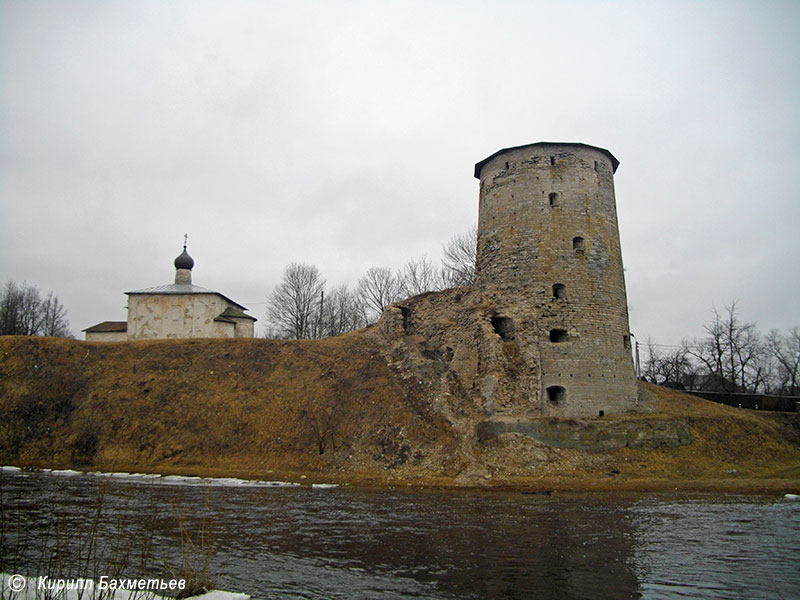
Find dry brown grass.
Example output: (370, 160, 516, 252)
(628, 383, 800, 481)
(0, 333, 459, 481)
(1, 336, 798, 493)
(475, 383, 800, 493)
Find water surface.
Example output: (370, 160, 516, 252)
(1, 470, 797, 599)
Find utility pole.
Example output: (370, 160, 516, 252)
(317, 290, 324, 339)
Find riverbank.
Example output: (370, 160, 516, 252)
(4, 465, 797, 496)
(1, 336, 798, 494)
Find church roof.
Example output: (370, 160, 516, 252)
(217, 306, 257, 321)
(125, 283, 248, 312)
(83, 320, 127, 333)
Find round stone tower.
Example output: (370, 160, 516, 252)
(474, 142, 638, 417)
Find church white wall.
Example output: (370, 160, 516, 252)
(127, 294, 230, 339)
(86, 331, 128, 342)
(233, 318, 255, 338)
(214, 320, 236, 338)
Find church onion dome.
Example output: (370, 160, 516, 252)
(174, 246, 194, 270)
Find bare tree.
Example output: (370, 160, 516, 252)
(0, 281, 72, 337)
(356, 266, 401, 323)
(19, 284, 43, 335)
(440, 225, 477, 288)
(40, 291, 71, 337)
(767, 327, 800, 395)
(748, 346, 776, 394)
(319, 284, 366, 337)
(301, 399, 338, 455)
(397, 255, 444, 298)
(688, 302, 764, 392)
(266, 263, 326, 339)
(0, 281, 24, 334)
(643, 338, 694, 388)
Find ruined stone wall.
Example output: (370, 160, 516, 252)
(475, 143, 638, 417)
(378, 288, 541, 419)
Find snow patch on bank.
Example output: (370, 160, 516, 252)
(1, 467, 299, 488)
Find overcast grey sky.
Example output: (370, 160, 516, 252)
(1, 0, 798, 344)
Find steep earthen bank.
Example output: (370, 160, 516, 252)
(1, 335, 798, 492)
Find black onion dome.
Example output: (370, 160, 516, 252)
(174, 246, 194, 270)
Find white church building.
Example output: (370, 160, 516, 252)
(84, 243, 256, 341)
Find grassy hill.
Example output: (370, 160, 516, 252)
(1, 334, 798, 492)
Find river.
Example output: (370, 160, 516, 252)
(1, 469, 798, 599)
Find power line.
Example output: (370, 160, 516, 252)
(646, 343, 695, 349)
(638, 341, 712, 351)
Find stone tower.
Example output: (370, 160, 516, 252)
(473, 142, 637, 416)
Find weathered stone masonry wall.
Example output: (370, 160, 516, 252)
(475, 144, 637, 417)
(379, 288, 542, 419)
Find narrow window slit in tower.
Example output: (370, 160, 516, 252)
(547, 386, 565, 404)
(623, 334, 631, 349)
(505, 161, 509, 170)
(549, 329, 568, 343)
(594, 161, 599, 171)
(491, 316, 515, 341)
(550, 156, 556, 166)
(553, 283, 565, 299)
(549, 192, 558, 206)
(573, 236, 585, 252)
